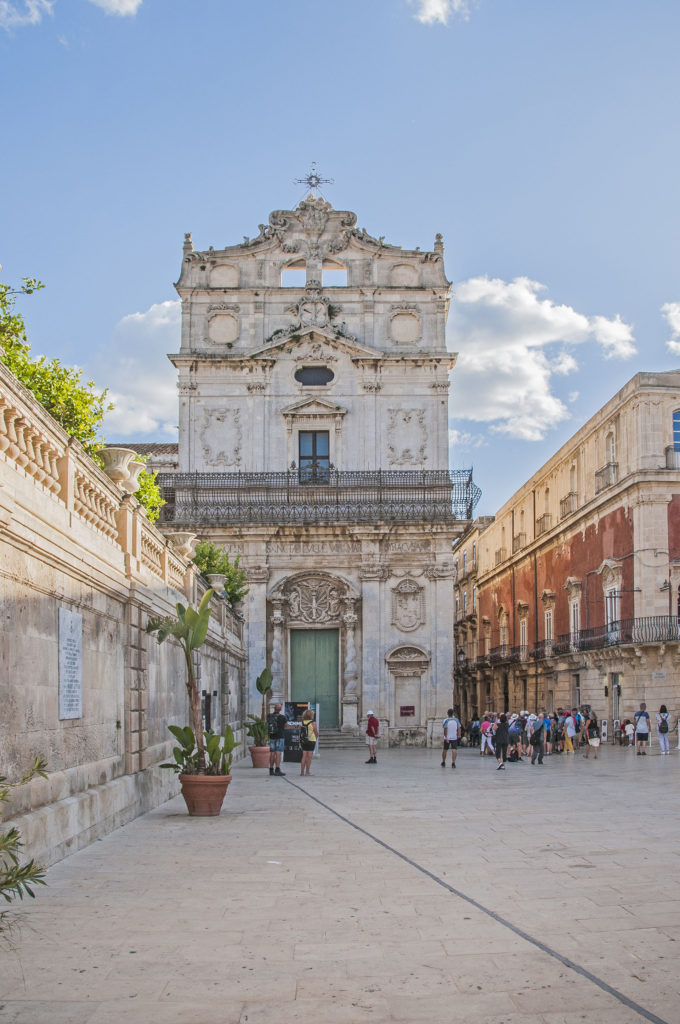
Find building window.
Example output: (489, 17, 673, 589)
(298, 431, 330, 483)
(519, 618, 527, 658)
(472, 541, 477, 567)
(322, 261, 347, 287)
(673, 410, 680, 452)
(462, 550, 468, 573)
(545, 609, 553, 646)
(472, 585, 477, 610)
(606, 430, 616, 464)
(281, 260, 306, 287)
(463, 591, 468, 615)
(294, 366, 334, 386)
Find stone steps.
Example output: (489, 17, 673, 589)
(319, 730, 366, 749)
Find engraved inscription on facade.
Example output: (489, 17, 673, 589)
(267, 541, 362, 555)
(59, 607, 82, 720)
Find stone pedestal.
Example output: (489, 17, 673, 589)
(341, 698, 358, 733)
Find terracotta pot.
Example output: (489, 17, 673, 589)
(248, 745, 270, 769)
(178, 773, 232, 816)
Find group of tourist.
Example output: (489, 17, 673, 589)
(452, 702, 675, 768)
(266, 701, 674, 778)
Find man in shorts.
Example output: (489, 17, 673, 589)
(634, 702, 651, 755)
(267, 702, 287, 776)
(442, 708, 461, 768)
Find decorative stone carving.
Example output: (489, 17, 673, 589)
(361, 381, 382, 393)
(392, 578, 424, 632)
(246, 382, 267, 393)
(201, 407, 242, 467)
(597, 559, 623, 591)
(387, 408, 427, 466)
(386, 645, 429, 662)
(287, 577, 343, 623)
(293, 342, 338, 363)
(342, 597, 359, 697)
(246, 565, 270, 584)
(564, 576, 582, 600)
(424, 563, 454, 579)
(360, 565, 391, 581)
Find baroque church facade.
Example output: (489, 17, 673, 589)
(156, 195, 479, 744)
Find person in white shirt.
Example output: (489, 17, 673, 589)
(441, 709, 461, 769)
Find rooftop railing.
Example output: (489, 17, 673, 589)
(157, 469, 481, 526)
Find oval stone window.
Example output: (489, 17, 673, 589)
(294, 366, 334, 386)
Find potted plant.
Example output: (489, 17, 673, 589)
(244, 667, 273, 768)
(146, 589, 235, 816)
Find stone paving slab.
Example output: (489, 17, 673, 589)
(1, 744, 679, 1023)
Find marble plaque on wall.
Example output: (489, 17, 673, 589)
(59, 608, 82, 720)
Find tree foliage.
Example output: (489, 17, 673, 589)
(1, 756, 48, 933)
(131, 454, 166, 523)
(0, 279, 111, 455)
(192, 541, 249, 605)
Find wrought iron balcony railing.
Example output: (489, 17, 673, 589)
(560, 492, 578, 519)
(535, 513, 552, 537)
(157, 469, 481, 526)
(595, 461, 618, 493)
(512, 532, 526, 553)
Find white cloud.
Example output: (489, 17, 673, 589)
(662, 301, 680, 355)
(448, 427, 487, 450)
(86, 0, 143, 13)
(590, 314, 636, 359)
(0, 0, 53, 30)
(412, 0, 471, 25)
(88, 300, 180, 440)
(448, 275, 635, 441)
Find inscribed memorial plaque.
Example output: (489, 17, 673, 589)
(59, 608, 82, 720)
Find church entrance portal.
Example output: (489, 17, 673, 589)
(290, 629, 340, 728)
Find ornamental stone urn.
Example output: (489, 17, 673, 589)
(99, 447, 137, 486)
(164, 531, 197, 558)
(121, 460, 145, 494)
(206, 573, 226, 595)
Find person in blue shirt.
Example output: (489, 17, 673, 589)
(634, 702, 651, 755)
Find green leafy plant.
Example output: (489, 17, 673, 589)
(1, 756, 48, 931)
(244, 714, 269, 747)
(243, 666, 273, 748)
(146, 590, 218, 774)
(0, 279, 112, 456)
(192, 541, 249, 604)
(131, 454, 166, 523)
(161, 724, 235, 776)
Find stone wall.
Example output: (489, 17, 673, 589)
(0, 364, 246, 866)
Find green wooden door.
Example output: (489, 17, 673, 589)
(290, 629, 339, 728)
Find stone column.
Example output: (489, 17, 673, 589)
(244, 564, 270, 715)
(270, 596, 286, 705)
(341, 597, 359, 732)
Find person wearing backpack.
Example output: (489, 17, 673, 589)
(583, 711, 601, 759)
(656, 704, 672, 755)
(267, 702, 288, 777)
(299, 709, 318, 776)
(530, 712, 547, 765)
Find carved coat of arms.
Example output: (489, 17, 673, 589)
(392, 579, 424, 632)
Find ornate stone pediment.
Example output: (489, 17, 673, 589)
(253, 327, 381, 362)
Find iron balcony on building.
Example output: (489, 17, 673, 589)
(156, 469, 481, 526)
(531, 617, 680, 658)
(512, 532, 526, 554)
(559, 491, 579, 519)
(535, 513, 552, 537)
(595, 461, 618, 493)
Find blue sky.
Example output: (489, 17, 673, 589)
(2, 0, 679, 515)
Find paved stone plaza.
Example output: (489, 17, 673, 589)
(1, 744, 678, 1024)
